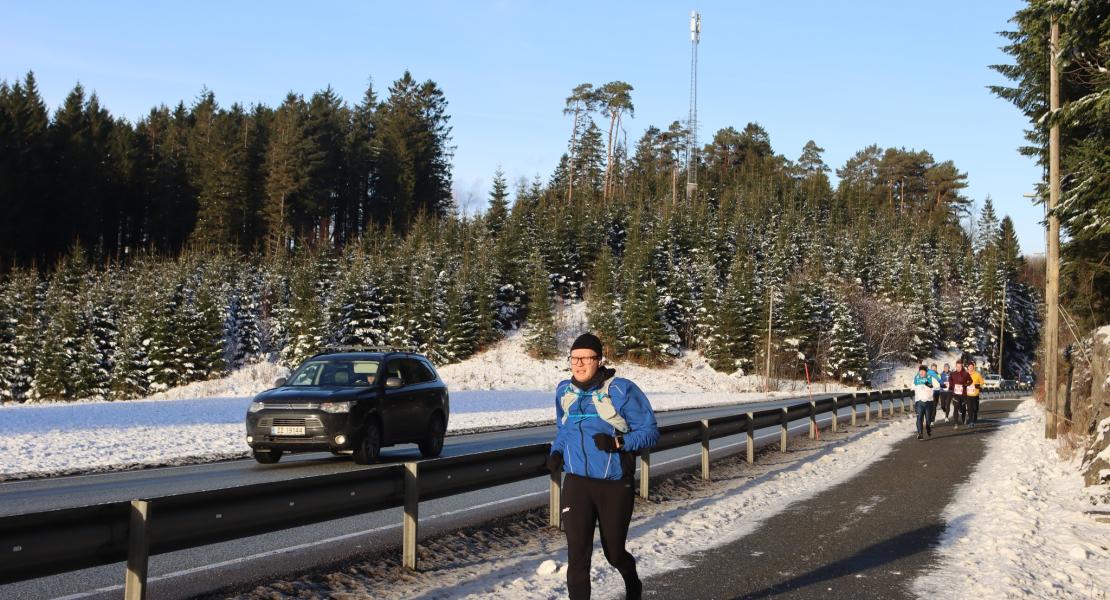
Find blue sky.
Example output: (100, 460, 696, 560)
(1, 0, 1045, 254)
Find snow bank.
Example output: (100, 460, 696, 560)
(913, 400, 1110, 599)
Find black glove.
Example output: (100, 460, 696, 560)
(975, 384, 982, 390)
(593, 433, 621, 453)
(546, 452, 563, 473)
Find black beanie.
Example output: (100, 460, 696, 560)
(570, 332, 604, 357)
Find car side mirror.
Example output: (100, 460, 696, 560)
(385, 376, 402, 389)
(274, 377, 287, 388)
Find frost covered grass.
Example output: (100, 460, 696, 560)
(913, 399, 1110, 599)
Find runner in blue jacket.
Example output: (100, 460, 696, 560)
(927, 363, 943, 425)
(548, 333, 659, 600)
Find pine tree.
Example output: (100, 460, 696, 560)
(524, 252, 558, 359)
(186, 277, 228, 381)
(110, 269, 155, 399)
(0, 269, 38, 401)
(263, 93, 317, 252)
(332, 255, 387, 349)
(958, 260, 989, 359)
(586, 245, 622, 357)
(281, 256, 328, 367)
(79, 278, 117, 399)
(826, 293, 869, 384)
(619, 241, 671, 366)
(31, 250, 89, 399)
(486, 168, 510, 237)
(442, 274, 480, 363)
(147, 271, 186, 392)
(703, 255, 759, 373)
(229, 267, 265, 368)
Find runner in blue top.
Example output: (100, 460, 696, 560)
(548, 333, 659, 600)
(927, 363, 943, 425)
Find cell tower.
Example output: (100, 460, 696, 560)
(686, 10, 701, 202)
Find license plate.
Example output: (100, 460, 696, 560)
(271, 426, 305, 436)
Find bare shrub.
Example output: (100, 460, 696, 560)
(842, 288, 914, 371)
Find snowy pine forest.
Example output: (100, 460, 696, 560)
(0, 76, 1042, 402)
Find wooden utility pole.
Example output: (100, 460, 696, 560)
(1045, 16, 1061, 439)
(998, 279, 1007, 378)
(765, 292, 774, 392)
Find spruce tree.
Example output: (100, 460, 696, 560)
(442, 275, 480, 363)
(586, 246, 622, 357)
(826, 293, 869, 384)
(31, 250, 89, 399)
(110, 273, 155, 400)
(230, 267, 265, 367)
(0, 269, 37, 401)
(281, 257, 328, 367)
(704, 255, 759, 373)
(524, 252, 558, 359)
(619, 242, 671, 365)
(79, 279, 117, 399)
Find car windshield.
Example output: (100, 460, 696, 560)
(286, 359, 380, 387)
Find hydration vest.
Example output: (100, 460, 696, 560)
(559, 379, 630, 433)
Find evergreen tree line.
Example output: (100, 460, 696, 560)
(0, 70, 453, 266)
(0, 76, 1042, 401)
(991, 0, 1109, 333)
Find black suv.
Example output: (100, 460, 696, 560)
(245, 348, 449, 465)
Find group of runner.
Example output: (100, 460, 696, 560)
(912, 358, 986, 439)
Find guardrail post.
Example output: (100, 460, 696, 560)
(809, 401, 817, 440)
(638, 449, 651, 500)
(124, 500, 150, 600)
(700, 420, 711, 481)
(403, 462, 419, 570)
(864, 396, 871, 424)
(780, 407, 789, 453)
(877, 397, 884, 419)
(830, 402, 839, 432)
(745, 412, 755, 464)
(900, 394, 907, 414)
(549, 467, 562, 528)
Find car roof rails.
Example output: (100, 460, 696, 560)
(317, 345, 420, 355)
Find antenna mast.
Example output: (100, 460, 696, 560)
(686, 10, 701, 202)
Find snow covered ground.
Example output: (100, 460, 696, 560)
(913, 399, 1110, 599)
(229, 400, 919, 599)
(0, 319, 856, 480)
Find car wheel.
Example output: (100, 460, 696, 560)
(353, 419, 382, 465)
(253, 449, 282, 464)
(418, 414, 446, 458)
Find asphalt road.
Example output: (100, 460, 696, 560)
(644, 398, 1022, 600)
(0, 391, 894, 600)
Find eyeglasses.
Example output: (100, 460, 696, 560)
(568, 355, 600, 365)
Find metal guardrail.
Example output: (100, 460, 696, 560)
(0, 384, 1031, 598)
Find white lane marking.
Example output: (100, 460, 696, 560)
(48, 490, 549, 600)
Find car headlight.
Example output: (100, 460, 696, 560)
(320, 401, 353, 414)
(248, 401, 265, 413)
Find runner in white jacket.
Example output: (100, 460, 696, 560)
(912, 365, 935, 439)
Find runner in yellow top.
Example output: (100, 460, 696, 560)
(966, 359, 985, 427)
